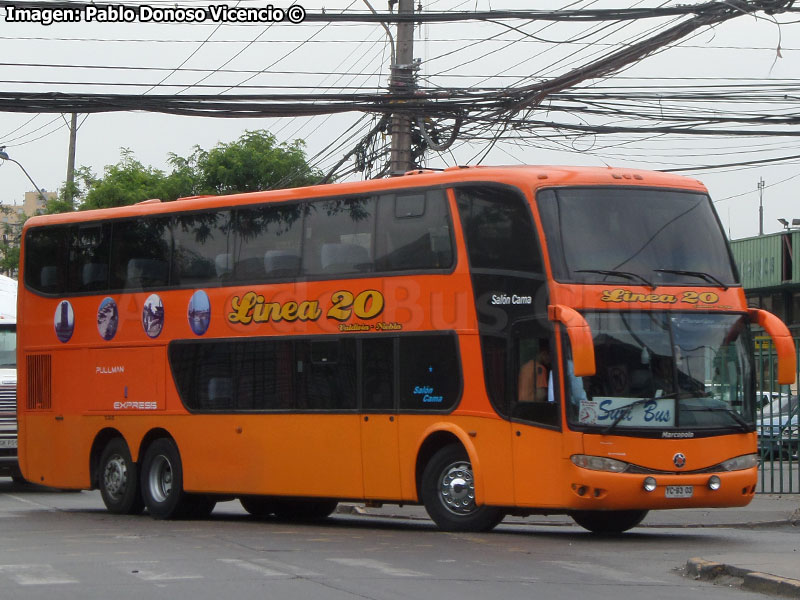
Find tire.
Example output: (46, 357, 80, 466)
(140, 438, 190, 520)
(271, 498, 339, 521)
(420, 445, 504, 532)
(98, 438, 145, 515)
(570, 509, 649, 534)
(240, 496, 279, 517)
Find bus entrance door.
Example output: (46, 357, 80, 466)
(510, 324, 563, 506)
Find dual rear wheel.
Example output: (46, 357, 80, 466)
(98, 437, 215, 519)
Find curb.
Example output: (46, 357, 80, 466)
(686, 558, 800, 598)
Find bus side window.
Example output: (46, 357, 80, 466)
(295, 339, 357, 410)
(399, 335, 460, 411)
(25, 226, 68, 294)
(362, 338, 394, 411)
(511, 324, 559, 427)
(374, 190, 454, 272)
(302, 197, 376, 277)
(109, 218, 170, 290)
(172, 211, 232, 287)
(68, 224, 112, 293)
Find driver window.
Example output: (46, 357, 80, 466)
(511, 321, 559, 427)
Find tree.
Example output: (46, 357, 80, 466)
(183, 130, 322, 196)
(79, 149, 193, 211)
(60, 130, 323, 212)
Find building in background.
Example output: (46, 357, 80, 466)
(730, 229, 800, 337)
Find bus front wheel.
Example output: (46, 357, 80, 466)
(570, 509, 649, 534)
(140, 438, 190, 519)
(98, 438, 144, 515)
(421, 445, 504, 532)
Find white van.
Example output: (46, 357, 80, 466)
(0, 275, 19, 481)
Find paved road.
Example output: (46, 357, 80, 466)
(2, 478, 799, 600)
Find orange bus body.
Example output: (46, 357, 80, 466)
(17, 165, 792, 532)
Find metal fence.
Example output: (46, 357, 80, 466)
(755, 336, 799, 494)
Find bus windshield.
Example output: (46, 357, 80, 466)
(537, 188, 737, 287)
(566, 312, 755, 432)
(0, 324, 16, 369)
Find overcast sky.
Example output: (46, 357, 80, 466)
(1, 0, 798, 240)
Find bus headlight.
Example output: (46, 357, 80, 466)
(571, 455, 630, 473)
(643, 477, 657, 492)
(708, 476, 721, 490)
(719, 454, 759, 471)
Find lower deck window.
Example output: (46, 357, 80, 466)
(169, 333, 460, 413)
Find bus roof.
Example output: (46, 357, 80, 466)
(22, 165, 707, 230)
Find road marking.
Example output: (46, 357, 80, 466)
(251, 558, 323, 578)
(217, 559, 288, 578)
(328, 558, 428, 577)
(1, 494, 57, 511)
(546, 560, 666, 584)
(0, 564, 78, 585)
(218, 558, 323, 578)
(118, 561, 203, 582)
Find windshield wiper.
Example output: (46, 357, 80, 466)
(682, 406, 751, 433)
(602, 393, 679, 435)
(575, 269, 655, 289)
(654, 269, 729, 290)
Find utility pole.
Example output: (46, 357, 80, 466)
(66, 112, 78, 206)
(389, 0, 415, 176)
(758, 177, 765, 236)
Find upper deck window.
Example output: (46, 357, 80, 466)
(537, 187, 737, 287)
(455, 186, 542, 273)
(23, 188, 454, 296)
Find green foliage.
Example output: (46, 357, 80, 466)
(55, 131, 323, 212)
(0, 243, 19, 276)
(79, 149, 193, 210)
(185, 130, 322, 196)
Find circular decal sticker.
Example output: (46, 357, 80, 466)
(188, 290, 210, 336)
(54, 300, 75, 343)
(142, 294, 164, 338)
(97, 297, 119, 341)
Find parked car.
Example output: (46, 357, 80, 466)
(779, 414, 799, 459)
(757, 395, 798, 460)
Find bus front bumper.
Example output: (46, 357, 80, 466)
(565, 466, 758, 511)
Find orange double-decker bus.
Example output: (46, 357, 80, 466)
(17, 166, 796, 533)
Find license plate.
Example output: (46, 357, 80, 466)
(665, 485, 693, 498)
(0, 439, 17, 449)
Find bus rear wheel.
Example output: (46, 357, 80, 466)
(421, 445, 504, 532)
(140, 438, 190, 519)
(570, 509, 648, 534)
(99, 438, 144, 515)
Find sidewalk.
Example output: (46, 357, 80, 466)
(338, 494, 800, 596)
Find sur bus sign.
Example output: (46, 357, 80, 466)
(579, 397, 675, 427)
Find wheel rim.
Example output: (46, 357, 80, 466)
(438, 460, 476, 516)
(148, 454, 173, 503)
(103, 454, 127, 501)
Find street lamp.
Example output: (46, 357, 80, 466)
(778, 218, 800, 231)
(0, 146, 49, 205)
